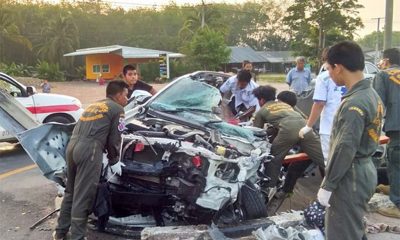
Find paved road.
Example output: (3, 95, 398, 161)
(0, 143, 125, 240)
(0, 142, 398, 240)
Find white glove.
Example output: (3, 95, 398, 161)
(299, 125, 312, 138)
(317, 188, 332, 207)
(110, 161, 125, 176)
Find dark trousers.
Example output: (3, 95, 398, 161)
(387, 131, 400, 206)
(326, 159, 376, 240)
(55, 138, 103, 240)
(265, 123, 325, 190)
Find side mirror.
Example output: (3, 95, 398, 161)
(26, 86, 37, 96)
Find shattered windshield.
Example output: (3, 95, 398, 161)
(150, 76, 220, 112)
(149, 76, 255, 142)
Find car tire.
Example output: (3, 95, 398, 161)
(45, 115, 74, 124)
(240, 182, 268, 219)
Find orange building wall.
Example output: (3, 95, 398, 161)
(85, 54, 123, 80)
(85, 54, 157, 80)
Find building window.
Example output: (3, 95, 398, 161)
(102, 64, 110, 73)
(93, 64, 101, 73)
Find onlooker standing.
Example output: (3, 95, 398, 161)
(242, 60, 257, 82)
(299, 49, 346, 165)
(53, 80, 129, 240)
(122, 64, 157, 99)
(318, 41, 383, 240)
(286, 56, 312, 94)
(373, 48, 400, 218)
(40, 79, 51, 93)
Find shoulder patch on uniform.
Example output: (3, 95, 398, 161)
(386, 69, 400, 85)
(349, 106, 364, 116)
(118, 117, 126, 132)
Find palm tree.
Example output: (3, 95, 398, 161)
(179, 3, 226, 42)
(36, 14, 79, 69)
(0, 8, 32, 62)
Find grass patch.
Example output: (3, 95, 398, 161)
(257, 73, 286, 83)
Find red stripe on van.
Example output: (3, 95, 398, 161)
(26, 104, 80, 114)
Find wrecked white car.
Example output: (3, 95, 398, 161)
(8, 72, 273, 229)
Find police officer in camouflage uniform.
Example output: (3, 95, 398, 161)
(317, 41, 384, 240)
(53, 80, 129, 240)
(252, 86, 325, 197)
(373, 48, 400, 218)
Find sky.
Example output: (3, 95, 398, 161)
(46, 0, 400, 38)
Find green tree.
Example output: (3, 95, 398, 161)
(179, 3, 227, 42)
(36, 14, 79, 69)
(184, 27, 231, 70)
(0, 6, 32, 62)
(284, 0, 363, 66)
(357, 31, 400, 50)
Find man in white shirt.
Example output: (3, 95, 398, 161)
(220, 70, 259, 115)
(299, 63, 346, 164)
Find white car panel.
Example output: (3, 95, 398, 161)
(0, 72, 84, 141)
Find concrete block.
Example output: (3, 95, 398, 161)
(268, 210, 304, 228)
(141, 225, 211, 240)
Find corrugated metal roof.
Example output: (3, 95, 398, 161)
(228, 46, 267, 63)
(257, 51, 295, 63)
(64, 45, 184, 58)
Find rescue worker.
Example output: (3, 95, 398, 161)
(276, 90, 325, 193)
(252, 86, 325, 199)
(373, 48, 400, 218)
(317, 41, 384, 240)
(53, 80, 129, 240)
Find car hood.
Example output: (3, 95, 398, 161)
(32, 93, 82, 107)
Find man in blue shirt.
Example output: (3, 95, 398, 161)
(286, 56, 312, 94)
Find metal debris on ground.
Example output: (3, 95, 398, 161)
(253, 225, 324, 240)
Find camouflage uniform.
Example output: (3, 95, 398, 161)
(55, 98, 125, 240)
(321, 79, 383, 240)
(373, 65, 400, 207)
(253, 101, 325, 191)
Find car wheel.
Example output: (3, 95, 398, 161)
(240, 182, 268, 219)
(45, 115, 74, 124)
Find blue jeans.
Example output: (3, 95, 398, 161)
(387, 131, 400, 207)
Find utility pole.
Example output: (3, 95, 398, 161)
(372, 17, 384, 63)
(201, 0, 205, 28)
(384, 0, 393, 49)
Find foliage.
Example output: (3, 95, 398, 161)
(35, 60, 65, 81)
(179, 5, 227, 43)
(169, 59, 199, 79)
(36, 14, 79, 69)
(138, 59, 198, 82)
(0, 4, 32, 62)
(0, 62, 35, 76)
(283, 0, 364, 65)
(183, 28, 231, 70)
(138, 62, 160, 83)
(357, 31, 400, 50)
(0, 1, 294, 74)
